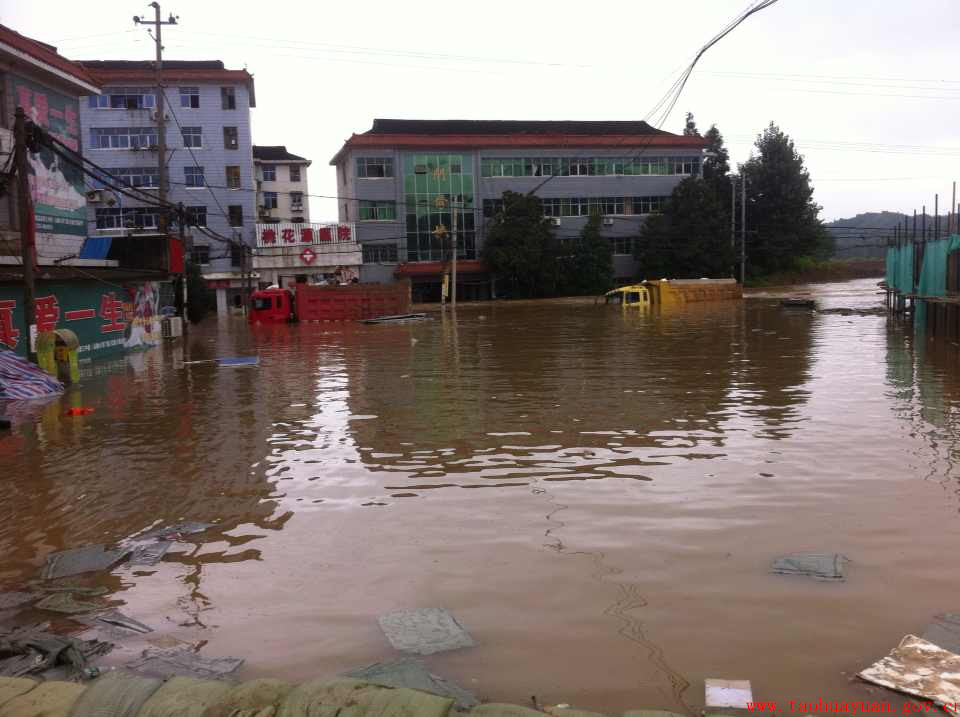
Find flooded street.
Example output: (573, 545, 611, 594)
(4, 277, 960, 713)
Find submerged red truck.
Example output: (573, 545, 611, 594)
(248, 280, 412, 323)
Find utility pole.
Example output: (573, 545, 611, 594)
(730, 177, 736, 278)
(952, 181, 957, 235)
(450, 201, 458, 308)
(935, 194, 939, 239)
(740, 172, 746, 285)
(135, 3, 177, 225)
(13, 108, 36, 362)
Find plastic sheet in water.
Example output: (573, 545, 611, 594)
(344, 658, 478, 709)
(858, 635, 960, 707)
(78, 610, 153, 636)
(124, 648, 244, 680)
(771, 553, 848, 581)
(377, 608, 475, 656)
(41, 545, 131, 580)
(0, 592, 35, 611)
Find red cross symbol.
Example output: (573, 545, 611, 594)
(300, 247, 317, 265)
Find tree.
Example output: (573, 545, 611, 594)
(702, 124, 730, 183)
(557, 211, 614, 296)
(635, 176, 734, 279)
(684, 112, 700, 137)
(482, 191, 560, 298)
(740, 122, 833, 275)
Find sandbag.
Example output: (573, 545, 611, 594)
(277, 677, 453, 717)
(345, 685, 454, 717)
(201, 678, 294, 717)
(1, 680, 85, 716)
(137, 676, 232, 717)
(68, 670, 162, 717)
(0, 677, 37, 708)
(470, 704, 546, 717)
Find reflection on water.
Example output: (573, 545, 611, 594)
(5, 279, 960, 713)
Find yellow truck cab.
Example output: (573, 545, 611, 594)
(604, 278, 741, 307)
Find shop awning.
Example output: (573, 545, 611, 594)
(79, 236, 112, 260)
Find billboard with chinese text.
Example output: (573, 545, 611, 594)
(12, 75, 87, 240)
(255, 222, 357, 249)
(0, 281, 162, 360)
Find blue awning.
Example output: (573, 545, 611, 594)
(79, 236, 113, 260)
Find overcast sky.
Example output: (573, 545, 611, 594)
(5, 0, 960, 222)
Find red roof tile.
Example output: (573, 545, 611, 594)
(0, 24, 99, 89)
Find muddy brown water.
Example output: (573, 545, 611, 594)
(3, 278, 960, 713)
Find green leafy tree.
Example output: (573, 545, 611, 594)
(684, 112, 700, 137)
(635, 176, 734, 279)
(740, 122, 833, 275)
(483, 191, 559, 298)
(702, 124, 730, 183)
(557, 210, 614, 296)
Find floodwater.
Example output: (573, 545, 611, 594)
(4, 278, 960, 713)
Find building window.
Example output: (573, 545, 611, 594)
(261, 165, 276, 181)
(631, 196, 669, 214)
(226, 165, 241, 189)
(221, 86, 236, 110)
(182, 126, 202, 148)
(362, 244, 399, 263)
(359, 200, 397, 221)
(95, 166, 158, 189)
(290, 191, 304, 210)
(223, 126, 238, 150)
(228, 205, 244, 227)
(95, 207, 158, 230)
(89, 87, 156, 110)
(262, 191, 278, 209)
(191, 245, 210, 264)
(610, 237, 634, 255)
(289, 165, 302, 182)
(179, 87, 200, 108)
(184, 166, 205, 187)
(356, 157, 393, 178)
(231, 244, 245, 267)
(89, 127, 157, 149)
(186, 206, 207, 227)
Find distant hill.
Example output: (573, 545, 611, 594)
(826, 212, 908, 259)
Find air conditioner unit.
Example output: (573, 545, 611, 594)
(602, 217, 615, 226)
(549, 217, 561, 227)
(161, 316, 183, 339)
(85, 189, 104, 203)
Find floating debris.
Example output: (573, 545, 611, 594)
(128, 541, 173, 566)
(922, 613, 960, 654)
(135, 522, 215, 543)
(0, 592, 35, 611)
(41, 545, 130, 580)
(780, 298, 816, 309)
(42, 585, 108, 596)
(0, 624, 112, 679)
(362, 313, 430, 325)
(377, 608, 475, 656)
(344, 658, 478, 709)
(705, 678, 753, 713)
(35, 592, 103, 615)
(771, 553, 848, 581)
(124, 648, 244, 680)
(78, 610, 152, 636)
(858, 635, 960, 707)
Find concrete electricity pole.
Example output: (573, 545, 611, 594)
(740, 172, 746, 285)
(135, 3, 177, 220)
(13, 108, 36, 361)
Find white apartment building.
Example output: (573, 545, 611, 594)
(253, 145, 311, 224)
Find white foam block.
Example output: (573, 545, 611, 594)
(705, 679, 753, 709)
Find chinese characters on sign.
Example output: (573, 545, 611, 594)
(256, 223, 356, 248)
(0, 300, 20, 349)
(99, 293, 126, 334)
(35, 295, 60, 333)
